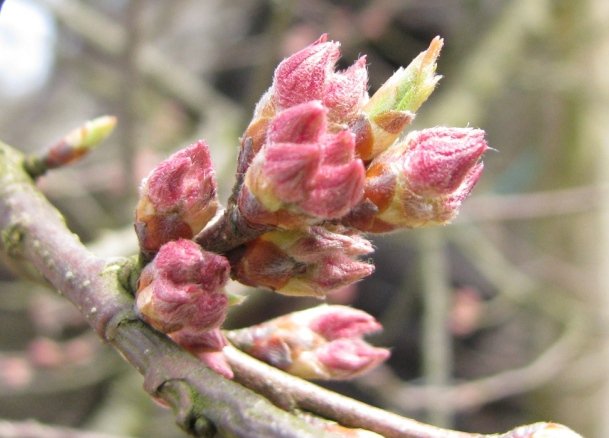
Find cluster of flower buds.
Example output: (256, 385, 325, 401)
(131, 34, 490, 381)
(236, 34, 485, 233)
(231, 226, 374, 297)
(135, 239, 233, 377)
(228, 305, 389, 380)
(135, 141, 218, 258)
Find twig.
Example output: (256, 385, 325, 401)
(195, 138, 272, 253)
(223, 345, 473, 438)
(224, 344, 582, 438)
(459, 184, 609, 223)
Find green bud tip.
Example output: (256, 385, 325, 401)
(64, 115, 117, 151)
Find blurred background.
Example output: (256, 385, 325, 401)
(1, 0, 608, 437)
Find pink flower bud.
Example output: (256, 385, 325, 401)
(505, 422, 582, 438)
(228, 305, 389, 380)
(242, 102, 365, 226)
(273, 35, 340, 109)
(272, 35, 368, 124)
(135, 141, 218, 256)
(404, 128, 488, 196)
(323, 56, 369, 124)
(135, 239, 230, 336)
(231, 227, 374, 297)
(308, 303, 382, 340)
(315, 338, 389, 380)
(346, 127, 488, 232)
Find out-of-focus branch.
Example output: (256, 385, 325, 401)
(41, 0, 241, 119)
(357, 312, 584, 412)
(418, 229, 454, 427)
(460, 184, 609, 223)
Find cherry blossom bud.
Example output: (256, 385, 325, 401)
(135, 239, 230, 338)
(241, 35, 367, 160)
(231, 227, 374, 297)
(228, 305, 389, 380)
(135, 141, 218, 256)
(353, 37, 443, 161)
(240, 102, 365, 227)
(273, 34, 368, 125)
(346, 127, 487, 232)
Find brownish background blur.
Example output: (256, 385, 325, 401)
(1, 1, 608, 437)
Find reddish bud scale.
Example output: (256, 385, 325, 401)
(229, 305, 389, 380)
(231, 227, 374, 298)
(351, 111, 415, 162)
(354, 37, 444, 161)
(43, 143, 89, 168)
(231, 238, 301, 291)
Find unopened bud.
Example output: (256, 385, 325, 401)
(135, 239, 230, 336)
(231, 227, 374, 297)
(354, 37, 443, 160)
(229, 305, 389, 380)
(135, 141, 218, 256)
(241, 102, 365, 227)
(346, 127, 487, 232)
(273, 34, 368, 125)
